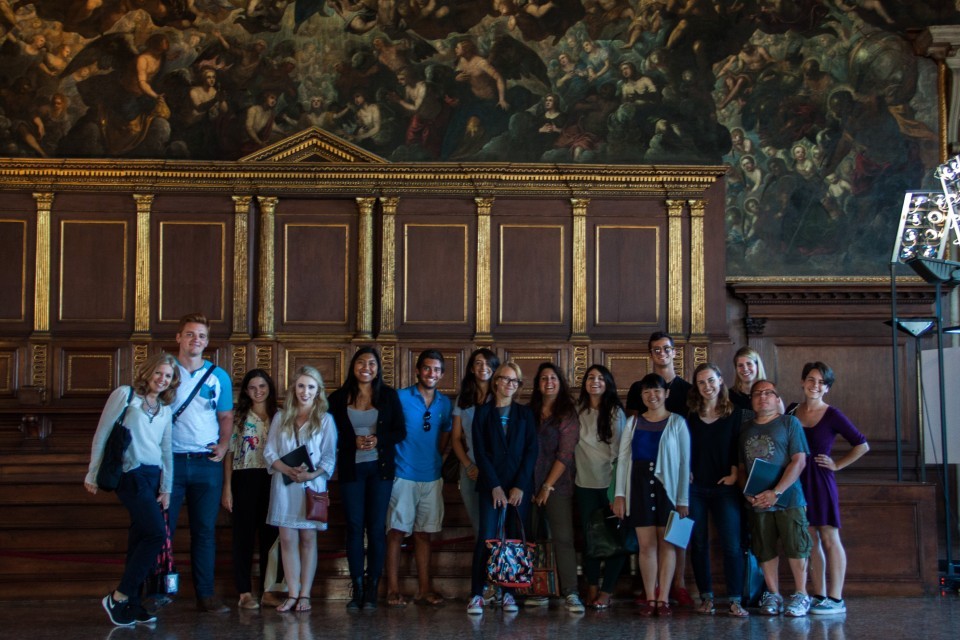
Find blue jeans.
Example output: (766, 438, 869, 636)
(168, 455, 223, 598)
(471, 494, 530, 597)
(116, 465, 166, 605)
(575, 485, 626, 594)
(689, 483, 743, 600)
(340, 460, 393, 581)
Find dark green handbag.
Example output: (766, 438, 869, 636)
(585, 506, 638, 559)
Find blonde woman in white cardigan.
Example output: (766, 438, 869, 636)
(612, 373, 690, 618)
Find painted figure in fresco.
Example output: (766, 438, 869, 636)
(617, 61, 659, 104)
(454, 38, 509, 111)
(57, 32, 172, 157)
(241, 90, 278, 154)
(388, 65, 449, 158)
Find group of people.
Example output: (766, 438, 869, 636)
(85, 317, 868, 627)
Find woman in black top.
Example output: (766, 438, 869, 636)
(466, 362, 538, 616)
(328, 347, 406, 610)
(729, 346, 768, 411)
(686, 362, 748, 617)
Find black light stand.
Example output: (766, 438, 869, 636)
(905, 257, 960, 587)
(884, 318, 936, 482)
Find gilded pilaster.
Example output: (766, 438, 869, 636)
(379, 197, 399, 339)
(356, 197, 376, 340)
(257, 196, 277, 339)
(688, 198, 706, 337)
(132, 194, 154, 336)
(32, 193, 54, 335)
(571, 198, 589, 339)
(666, 199, 685, 335)
(475, 197, 494, 341)
(232, 196, 252, 339)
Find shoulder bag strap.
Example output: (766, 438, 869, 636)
(172, 365, 216, 424)
(116, 386, 135, 425)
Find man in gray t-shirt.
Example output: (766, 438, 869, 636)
(738, 379, 813, 618)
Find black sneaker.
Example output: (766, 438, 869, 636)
(132, 604, 158, 624)
(102, 595, 135, 627)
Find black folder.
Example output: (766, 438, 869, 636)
(279, 445, 315, 484)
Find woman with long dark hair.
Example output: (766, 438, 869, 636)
(466, 362, 538, 616)
(85, 352, 181, 627)
(789, 362, 868, 615)
(451, 348, 500, 535)
(527, 362, 583, 612)
(223, 368, 280, 609)
(613, 373, 690, 617)
(686, 363, 748, 617)
(575, 364, 627, 609)
(264, 366, 338, 613)
(328, 347, 406, 610)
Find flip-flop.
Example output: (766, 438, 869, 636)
(387, 592, 408, 607)
(277, 597, 298, 613)
(414, 592, 445, 606)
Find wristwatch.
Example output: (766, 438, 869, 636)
(773, 489, 783, 498)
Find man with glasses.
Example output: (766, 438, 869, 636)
(738, 379, 812, 617)
(385, 349, 453, 607)
(626, 331, 693, 418)
(625, 331, 695, 607)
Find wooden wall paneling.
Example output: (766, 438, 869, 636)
(55, 217, 129, 328)
(0, 344, 18, 398)
(396, 199, 475, 337)
(155, 215, 231, 335)
(278, 344, 346, 394)
(592, 223, 661, 330)
(499, 345, 566, 402)
(57, 345, 122, 401)
(275, 199, 357, 336)
(492, 199, 571, 336)
(0, 217, 28, 329)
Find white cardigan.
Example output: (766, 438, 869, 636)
(614, 412, 690, 516)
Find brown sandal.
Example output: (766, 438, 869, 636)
(728, 601, 750, 617)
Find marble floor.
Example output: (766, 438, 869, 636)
(4, 595, 960, 640)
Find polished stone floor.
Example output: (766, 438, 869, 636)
(4, 595, 960, 640)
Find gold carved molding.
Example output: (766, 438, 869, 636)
(688, 198, 706, 337)
(356, 198, 376, 340)
(380, 343, 396, 388)
(30, 342, 47, 388)
(132, 194, 153, 334)
(32, 193, 54, 335)
(475, 197, 494, 341)
(231, 344, 248, 383)
(571, 198, 589, 338)
(573, 344, 588, 388)
(257, 196, 278, 339)
(133, 343, 149, 372)
(379, 197, 399, 338)
(666, 199, 685, 335)
(256, 345, 273, 372)
(232, 196, 252, 339)
(693, 345, 709, 369)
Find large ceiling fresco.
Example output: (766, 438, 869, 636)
(0, 1, 956, 276)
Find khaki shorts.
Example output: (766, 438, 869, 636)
(386, 477, 444, 534)
(749, 507, 813, 563)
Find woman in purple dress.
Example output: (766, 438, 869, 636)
(788, 362, 868, 615)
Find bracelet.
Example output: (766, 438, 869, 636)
(466, 463, 477, 472)
(541, 485, 554, 493)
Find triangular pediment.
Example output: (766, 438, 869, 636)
(238, 127, 387, 164)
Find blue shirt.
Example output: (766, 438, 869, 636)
(172, 360, 233, 454)
(395, 384, 452, 482)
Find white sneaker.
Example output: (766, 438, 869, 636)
(565, 593, 586, 613)
(502, 593, 519, 612)
(785, 592, 811, 617)
(467, 595, 485, 615)
(810, 598, 846, 615)
(525, 596, 549, 607)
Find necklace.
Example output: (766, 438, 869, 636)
(143, 397, 160, 423)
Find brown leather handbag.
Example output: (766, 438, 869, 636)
(304, 486, 329, 523)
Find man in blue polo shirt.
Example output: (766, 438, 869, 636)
(168, 313, 233, 613)
(384, 349, 452, 607)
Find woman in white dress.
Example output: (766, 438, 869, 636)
(264, 365, 337, 612)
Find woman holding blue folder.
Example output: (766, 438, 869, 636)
(686, 363, 749, 617)
(612, 373, 689, 617)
